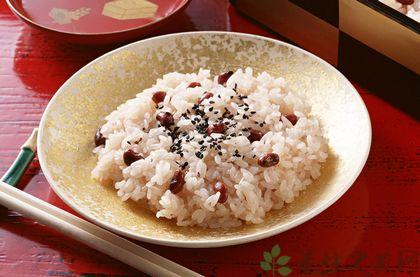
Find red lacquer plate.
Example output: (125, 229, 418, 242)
(6, 0, 191, 44)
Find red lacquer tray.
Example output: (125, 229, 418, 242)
(6, 0, 191, 44)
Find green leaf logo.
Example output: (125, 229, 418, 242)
(264, 251, 272, 262)
(260, 261, 272, 271)
(276, 256, 290, 265)
(259, 244, 292, 276)
(278, 266, 292, 276)
(271, 245, 280, 258)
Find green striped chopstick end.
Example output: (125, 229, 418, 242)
(2, 148, 36, 187)
(1, 129, 38, 187)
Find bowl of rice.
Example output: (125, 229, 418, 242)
(37, 32, 371, 247)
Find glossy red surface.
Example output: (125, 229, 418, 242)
(7, 0, 190, 44)
(0, 0, 419, 276)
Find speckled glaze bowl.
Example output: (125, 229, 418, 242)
(37, 32, 371, 248)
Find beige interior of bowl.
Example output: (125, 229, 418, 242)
(38, 33, 371, 245)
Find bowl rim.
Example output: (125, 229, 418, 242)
(37, 31, 372, 248)
(5, 0, 191, 36)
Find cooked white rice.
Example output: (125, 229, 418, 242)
(92, 68, 328, 228)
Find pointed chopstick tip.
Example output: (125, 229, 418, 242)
(21, 128, 38, 152)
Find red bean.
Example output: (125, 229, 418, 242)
(284, 114, 298, 126)
(397, 0, 414, 4)
(258, 153, 280, 167)
(169, 169, 185, 194)
(156, 112, 174, 128)
(123, 149, 143, 166)
(206, 122, 227, 135)
(198, 92, 213, 103)
(188, 82, 201, 88)
(248, 129, 264, 143)
(152, 91, 166, 104)
(94, 128, 106, 146)
(217, 71, 233, 85)
(213, 181, 228, 203)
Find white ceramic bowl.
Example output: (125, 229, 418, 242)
(37, 32, 371, 248)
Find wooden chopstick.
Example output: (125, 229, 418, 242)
(0, 181, 203, 277)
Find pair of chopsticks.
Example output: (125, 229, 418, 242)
(0, 129, 202, 277)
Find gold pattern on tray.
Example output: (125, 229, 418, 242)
(49, 7, 91, 25)
(102, 0, 158, 20)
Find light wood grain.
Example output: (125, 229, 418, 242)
(0, 181, 202, 277)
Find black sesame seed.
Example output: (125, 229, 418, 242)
(181, 162, 189, 169)
(198, 140, 204, 145)
(127, 141, 131, 145)
(259, 123, 264, 127)
(250, 111, 256, 114)
(209, 107, 214, 112)
(218, 151, 223, 156)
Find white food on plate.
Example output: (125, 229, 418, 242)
(92, 68, 328, 228)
